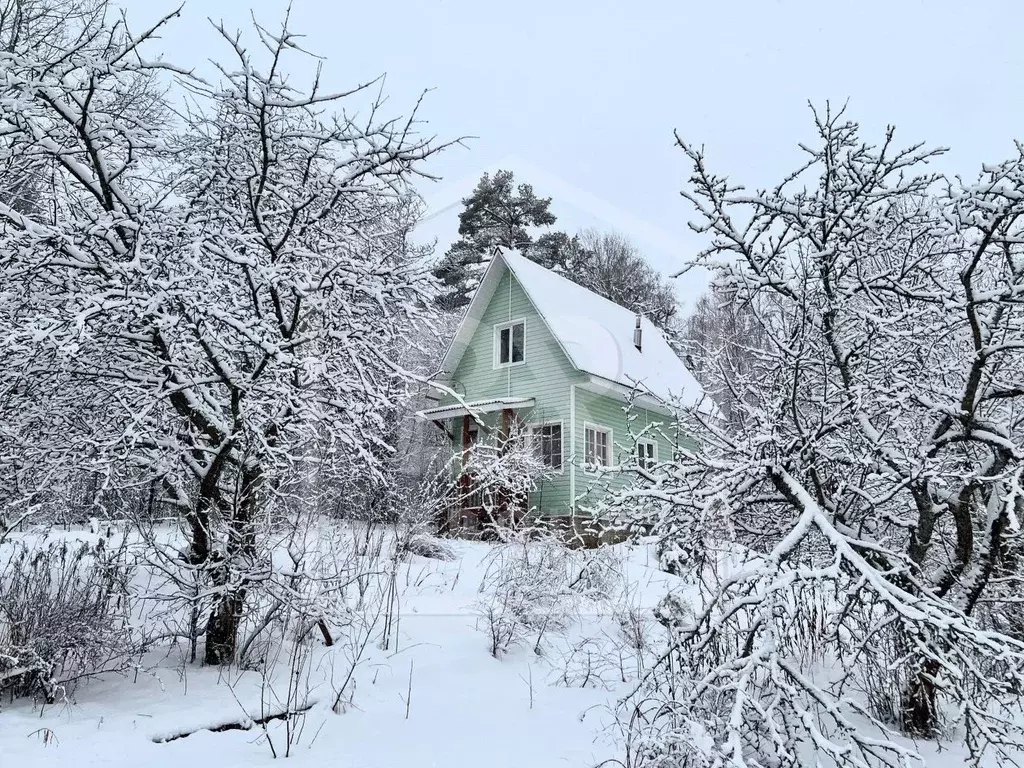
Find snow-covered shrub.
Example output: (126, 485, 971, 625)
(476, 533, 579, 657)
(401, 532, 456, 562)
(653, 592, 694, 634)
(567, 542, 623, 600)
(557, 636, 619, 689)
(0, 537, 141, 702)
(850, 619, 912, 728)
(237, 518, 372, 670)
(455, 424, 559, 535)
(656, 536, 700, 577)
(624, 701, 717, 768)
(612, 600, 656, 682)
(476, 529, 625, 657)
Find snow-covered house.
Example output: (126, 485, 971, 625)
(419, 250, 702, 531)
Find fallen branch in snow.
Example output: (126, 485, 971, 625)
(150, 701, 318, 743)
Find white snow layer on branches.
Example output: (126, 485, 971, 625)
(608, 104, 1024, 768)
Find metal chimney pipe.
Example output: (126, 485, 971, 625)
(633, 314, 642, 352)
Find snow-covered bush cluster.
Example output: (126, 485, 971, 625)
(476, 526, 624, 657)
(401, 532, 457, 562)
(0, 536, 142, 703)
(457, 422, 559, 533)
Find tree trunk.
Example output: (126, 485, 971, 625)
(901, 658, 939, 736)
(205, 584, 247, 666)
(203, 462, 261, 666)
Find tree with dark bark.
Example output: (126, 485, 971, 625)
(0, 0, 449, 665)
(612, 104, 1024, 768)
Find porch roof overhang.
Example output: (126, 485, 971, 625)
(416, 397, 536, 422)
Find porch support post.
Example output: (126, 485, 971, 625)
(459, 415, 471, 519)
(461, 414, 472, 458)
(500, 408, 511, 450)
(499, 408, 513, 525)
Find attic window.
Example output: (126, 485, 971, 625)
(495, 320, 525, 367)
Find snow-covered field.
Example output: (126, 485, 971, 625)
(0, 534, 681, 768)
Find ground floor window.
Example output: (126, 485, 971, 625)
(531, 423, 563, 470)
(636, 438, 657, 469)
(584, 424, 610, 468)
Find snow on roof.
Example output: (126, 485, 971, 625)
(499, 250, 704, 407)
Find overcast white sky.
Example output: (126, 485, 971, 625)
(139, 0, 1024, 312)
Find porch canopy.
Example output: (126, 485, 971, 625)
(416, 397, 536, 422)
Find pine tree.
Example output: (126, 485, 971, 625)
(431, 175, 679, 331)
(526, 230, 588, 272)
(432, 170, 556, 310)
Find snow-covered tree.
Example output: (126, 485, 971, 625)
(571, 228, 678, 329)
(0, 1, 448, 664)
(680, 286, 768, 430)
(432, 169, 556, 310)
(615, 105, 1024, 767)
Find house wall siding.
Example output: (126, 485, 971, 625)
(571, 387, 678, 512)
(437, 266, 697, 520)
(443, 270, 584, 513)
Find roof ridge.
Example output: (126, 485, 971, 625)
(499, 248, 649, 322)
(437, 248, 705, 409)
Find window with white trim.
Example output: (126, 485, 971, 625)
(495, 320, 525, 366)
(584, 425, 610, 468)
(531, 423, 562, 470)
(636, 438, 657, 470)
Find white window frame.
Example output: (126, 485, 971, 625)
(529, 420, 564, 474)
(635, 437, 658, 470)
(583, 422, 612, 472)
(493, 318, 526, 369)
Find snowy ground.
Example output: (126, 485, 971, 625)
(0, 536, 680, 768)
(3, 529, 1016, 768)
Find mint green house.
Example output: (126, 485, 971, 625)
(420, 250, 703, 528)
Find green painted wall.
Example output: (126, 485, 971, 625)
(571, 387, 680, 513)
(440, 266, 693, 518)
(442, 270, 584, 513)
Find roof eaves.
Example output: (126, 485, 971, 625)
(416, 396, 537, 421)
(580, 374, 677, 416)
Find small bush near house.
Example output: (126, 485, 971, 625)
(476, 526, 624, 657)
(401, 532, 457, 562)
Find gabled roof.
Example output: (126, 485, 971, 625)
(437, 249, 704, 408)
